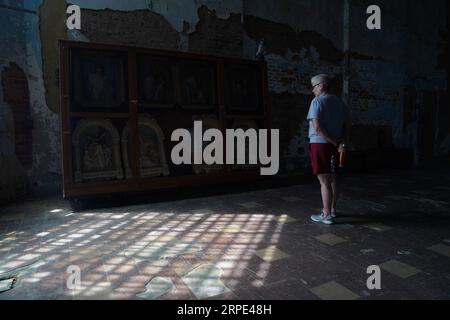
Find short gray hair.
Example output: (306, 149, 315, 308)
(311, 74, 330, 88)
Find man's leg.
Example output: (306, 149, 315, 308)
(331, 174, 338, 211)
(317, 174, 333, 216)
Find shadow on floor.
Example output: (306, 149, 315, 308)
(335, 211, 450, 228)
(66, 174, 317, 212)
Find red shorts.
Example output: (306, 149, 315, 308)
(309, 143, 339, 175)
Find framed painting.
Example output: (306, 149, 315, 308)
(72, 118, 124, 182)
(121, 116, 170, 179)
(137, 55, 175, 108)
(178, 61, 216, 109)
(225, 64, 261, 113)
(71, 49, 128, 111)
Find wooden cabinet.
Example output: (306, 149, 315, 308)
(59, 40, 271, 199)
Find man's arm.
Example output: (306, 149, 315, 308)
(311, 118, 338, 147)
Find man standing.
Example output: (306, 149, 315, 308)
(307, 74, 349, 225)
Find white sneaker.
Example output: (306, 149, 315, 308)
(331, 209, 337, 218)
(310, 213, 334, 225)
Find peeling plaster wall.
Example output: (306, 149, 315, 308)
(0, 0, 30, 201)
(38, 0, 245, 107)
(24, 0, 60, 179)
(243, 0, 448, 171)
(1, 0, 61, 202)
(70, 0, 242, 33)
(1, 0, 245, 201)
(68, 0, 243, 53)
(242, 11, 346, 170)
(244, 0, 344, 52)
(189, 6, 243, 57)
(79, 8, 181, 49)
(1, 0, 448, 201)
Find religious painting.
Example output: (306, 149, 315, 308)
(137, 55, 174, 108)
(190, 115, 224, 175)
(122, 116, 170, 179)
(71, 49, 127, 111)
(225, 64, 261, 112)
(72, 119, 124, 182)
(179, 61, 216, 109)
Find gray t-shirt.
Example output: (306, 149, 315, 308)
(307, 94, 346, 144)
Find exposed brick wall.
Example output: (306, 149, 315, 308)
(80, 9, 180, 50)
(243, 14, 344, 172)
(189, 6, 243, 57)
(244, 14, 342, 64)
(1, 62, 33, 170)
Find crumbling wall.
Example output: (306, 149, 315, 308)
(243, 8, 344, 172)
(189, 5, 243, 57)
(2, 0, 247, 201)
(80, 9, 180, 49)
(0, 1, 29, 202)
(244, 0, 448, 171)
(1, 0, 61, 203)
(1, 0, 448, 201)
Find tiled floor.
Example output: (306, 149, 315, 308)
(1, 168, 450, 300)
